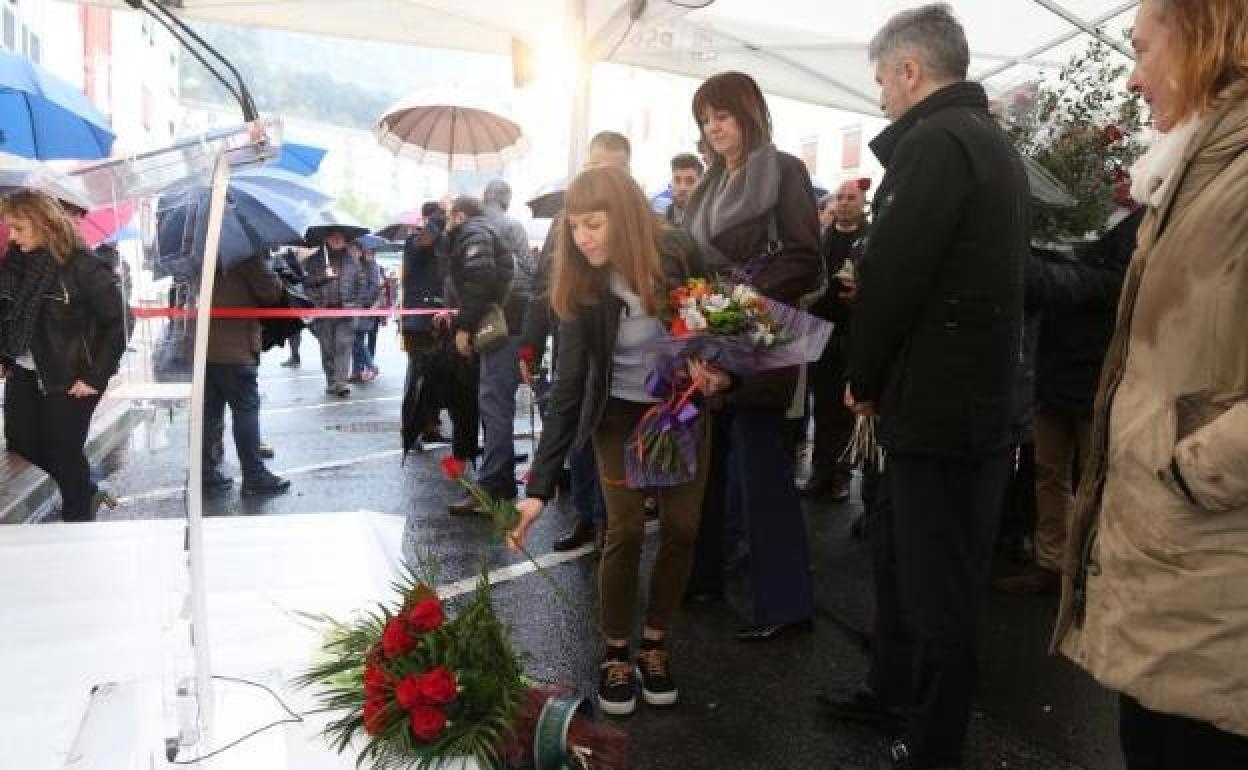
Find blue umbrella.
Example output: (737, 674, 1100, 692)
(154, 167, 331, 277)
(650, 186, 673, 215)
(0, 50, 115, 160)
(274, 142, 327, 176)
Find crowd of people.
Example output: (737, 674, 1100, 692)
(1, 1, 1245, 768)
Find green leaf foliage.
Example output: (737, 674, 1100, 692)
(1004, 38, 1147, 240)
(295, 561, 528, 770)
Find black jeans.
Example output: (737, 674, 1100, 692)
(3, 366, 101, 521)
(203, 363, 265, 480)
(868, 451, 1010, 767)
(1120, 695, 1248, 770)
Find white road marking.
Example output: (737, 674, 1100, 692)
(257, 374, 325, 385)
(115, 448, 406, 504)
(263, 396, 401, 414)
(436, 520, 660, 600)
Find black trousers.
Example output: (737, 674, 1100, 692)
(690, 407, 814, 625)
(867, 451, 1010, 767)
(808, 334, 855, 478)
(1120, 695, 1248, 770)
(3, 367, 101, 522)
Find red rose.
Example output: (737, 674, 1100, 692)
(395, 675, 424, 709)
(517, 343, 538, 363)
(440, 455, 467, 481)
(407, 598, 445, 633)
(409, 704, 448, 742)
(363, 663, 390, 698)
(415, 667, 458, 705)
(671, 316, 690, 338)
(856, 177, 872, 192)
(363, 697, 389, 736)
(381, 616, 416, 658)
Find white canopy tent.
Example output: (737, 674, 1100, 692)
(96, 0, 1142, 167)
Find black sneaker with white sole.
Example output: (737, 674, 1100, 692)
(597, 657, 636, 716)
(635, 645, 678, 706)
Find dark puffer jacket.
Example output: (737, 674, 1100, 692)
(448, 215, 519, 334)
(1028, 209, 1139, 417)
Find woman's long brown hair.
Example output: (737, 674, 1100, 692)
(549, 166, 665, 320)
(0, 189, 86, 263)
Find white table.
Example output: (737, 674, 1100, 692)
(0, 512, 413, 770)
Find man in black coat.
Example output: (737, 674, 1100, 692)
(803, 179, 870, 502)
(445, 195, 519, 514)
(827, 5, 1030, 769)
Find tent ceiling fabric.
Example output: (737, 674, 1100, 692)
(96, 0, 1137, 115)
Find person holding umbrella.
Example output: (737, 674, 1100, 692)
(202, 249, 291, 496)
(0, 190, 126, 521)
(349, 238, 384, 384)
(305, 227, 367, 396)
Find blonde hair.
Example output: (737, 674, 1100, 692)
(0, 189, 86, 263)
(1151, 0, 1248, 119)
(550, 166, 665, 321)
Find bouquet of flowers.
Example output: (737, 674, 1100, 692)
(294, 565, 628, 770)
(622, 278, 833, 489)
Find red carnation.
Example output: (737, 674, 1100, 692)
(409, 704, 448, 742)
(856, 177, 872, 192)
(381, 616, 417, 658)
(415, 667, 459, 705)
(363, 697, 389, 736)
(517, 343, 538, 363)
(407, 598, 445, 633)
(440, 455, 467, 481)
(363, 663, 390, 698)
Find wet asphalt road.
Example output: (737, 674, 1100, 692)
(52, 329, 1124, 770)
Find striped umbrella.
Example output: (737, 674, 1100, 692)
(376, 97, 527, 173)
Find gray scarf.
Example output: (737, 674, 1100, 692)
(685, 142, 783, 275)
(0, 246, 58, 362)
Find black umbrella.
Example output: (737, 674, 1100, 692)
(304, 208, 370, 246)
(526, 178, 567, 219)
(1022, 155, 1077, 208)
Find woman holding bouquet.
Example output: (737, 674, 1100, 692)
(509, 165, 721, 717)
(682, 71, 824, 640)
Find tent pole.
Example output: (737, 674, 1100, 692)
(567, 0, 590, 177)
(1029, 0, 1136, 60)
(976, 1, 1139, 81)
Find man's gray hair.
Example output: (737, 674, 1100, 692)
(483, 179, 512, 210)
(868, 3, 969, 82)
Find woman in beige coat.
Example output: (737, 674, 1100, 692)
(1052, 2, 1248, 767)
